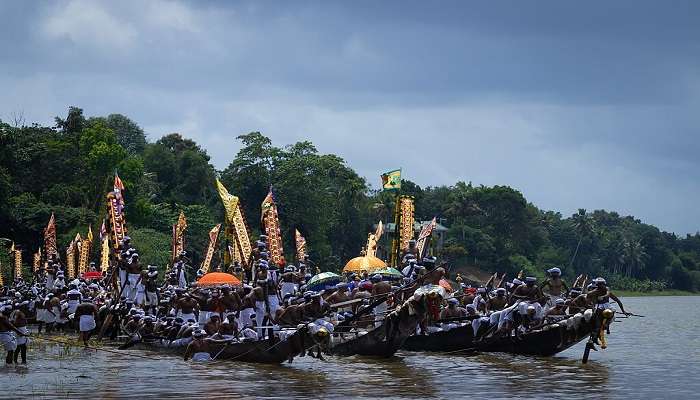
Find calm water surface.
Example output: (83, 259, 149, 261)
(2, 296, 698, 399)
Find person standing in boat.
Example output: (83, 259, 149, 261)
(541, 267, 569, 306)
(370, 275, 392, 327)
(143, 266, 159, 316)
(1, 305, 28, 365)
(173, 251, 188, 289)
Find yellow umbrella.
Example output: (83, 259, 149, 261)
(343, 255, 387, 273)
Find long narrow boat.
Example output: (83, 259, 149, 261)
(402, 323, 474, 352)
(131, 326, 321, 364)
(402, 311, 595, 356)
(474, 317, 593, 356)
(327, 296, 428, 357)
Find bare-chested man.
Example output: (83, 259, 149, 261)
(486, 288, 508, 312)
(176, 294, 199, 323)
(75, 300, 98, 346)
(184, 330, 211, 361)
(440, 298, 467, 320)
(10, 303, 29, 364)
(510, 277, 540, 303)
(1, 306, 27, 365)
(370, 275, 392, 327)
(541, 267, 569, 304)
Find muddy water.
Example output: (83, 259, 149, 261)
(2, 296, 698, 399)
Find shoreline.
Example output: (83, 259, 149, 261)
(616, 289, 698, 297)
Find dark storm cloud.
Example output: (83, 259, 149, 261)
(0, 0, 698, 233)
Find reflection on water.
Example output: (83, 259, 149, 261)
(2, 296, 699, 399)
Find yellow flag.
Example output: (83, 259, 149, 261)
(381, 169, 402, 191)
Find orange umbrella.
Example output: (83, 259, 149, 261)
(438, 279, 453, 293)
(343, 255, 386, 273)
(197, 272, 241, 287)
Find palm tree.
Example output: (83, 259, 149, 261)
(569, 209, 594, 268)
(623, 238, 649, 278)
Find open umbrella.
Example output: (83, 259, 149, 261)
(197, 272, 241, 287)
(306, 272, 342, 291)
(370, 267, 403, 281)
(343, 255, 386, 273)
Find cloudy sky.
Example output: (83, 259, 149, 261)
(1, 1, 698, 233)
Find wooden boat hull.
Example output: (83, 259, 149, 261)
(402, 324, 474, 352)
(474, 320, 593, 356)
(329, 324, 407, 357)
(133, 328, 316, 364)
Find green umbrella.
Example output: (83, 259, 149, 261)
(306, 271, 342, 291)
(371, 267, 403, 281)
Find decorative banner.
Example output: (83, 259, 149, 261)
(381, 169, 402, 191)
(416, 217, 437, 260)
(201, 224, 221, 273)
(216, 179, 252, 267)
(108, 174, 127, 250)
(44, 213, 57, 258)
(101, 238, 110, 271)
(261, 187, 285, 267)
(366, 221, 383, 258)
(398, 196, 415, 251)
(33, 248, 42, 272)
(295, 229, 307, 262)
(79, 227, 92, 275)
(171, 211, 188, 262)
(0, 259, 3, 286)
(67, 240, 76, 279)
(12, 242, 22, 280)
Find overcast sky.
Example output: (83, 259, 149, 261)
(1, 1, 698, 234)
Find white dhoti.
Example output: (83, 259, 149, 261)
(67, 300, 79, 314)
(178, 270, 187, 289)
(0, 332, 17, 351)
(280, 282, 298, 299)
(179, 312, 196, 323)
(255, 301, 266, 336)
(198, 311, 211, 325)
(145, 291, 158, 306)
(15, 327, 29, 346)
(191, 352, 212, 362)
(79, 315, 96, 332)
(238, 308, 254, 330)
(119, 269, 127, 292)
(126, 273, 141, 301)
(374, 301, 387, 327)
(267, 295, 280, 318)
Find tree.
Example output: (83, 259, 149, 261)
(104, 114, 147, 155)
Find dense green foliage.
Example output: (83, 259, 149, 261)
(1, 107, 699, 292)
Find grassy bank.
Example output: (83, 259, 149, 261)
(616, 289, 698, 297)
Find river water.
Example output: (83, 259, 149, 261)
(2, 296, 698, 399)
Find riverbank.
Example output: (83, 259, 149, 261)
(617, 289, 698, 297)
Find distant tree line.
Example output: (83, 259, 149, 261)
(1, 107, 699, 292)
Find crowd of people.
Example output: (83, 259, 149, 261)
(1, 236, 630, 365)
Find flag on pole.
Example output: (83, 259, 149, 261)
(12, 242, 22, 280)
(215, 179, 252, 267)
(33, 248, 42, 272)
(67, 240, 76, 279)
(398, 196, 415, 251)
(44, 213, 57, 258)
(201, 224, 222, 273)
(108, 174, 127, 249)
(295, 229, 307, 262)
(381, 169, 402, 191)
(99, 220, 107, 242)
(261, 187, 285, 267)
(416, 217, 437, 260)
(172, 211, 187, 262)
(79, 227, 92, 275)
